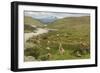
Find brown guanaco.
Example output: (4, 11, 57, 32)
(59, 43, 65, 55)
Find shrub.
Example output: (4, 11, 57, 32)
(24, 47, 40, 59)
(39, 55, 49, 61)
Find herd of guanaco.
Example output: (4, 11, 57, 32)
(47, 42, 88, 59)
(33, 37, 88, 60)
(47, 43, 65, 59)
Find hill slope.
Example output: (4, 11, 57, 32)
(24, 16, 44, 32)
(47, 16, 90, 29)
(24, 16, 43, 27)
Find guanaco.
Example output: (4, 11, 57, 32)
(80, 42, 89, 52)
(59, 43, 65, 55)
(80, 42, 88, 49)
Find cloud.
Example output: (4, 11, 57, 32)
(24, 11, 89, 19)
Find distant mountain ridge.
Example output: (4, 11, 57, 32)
(24, 16, 90, 29)
(36, 16, 58, 24)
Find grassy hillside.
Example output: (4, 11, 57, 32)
(24, 16, 43, 26)
(24, 16, 90, 61)
(47, 16, 90, 44)
(47, 16, 90, 29)
(24, 16, 44, 32)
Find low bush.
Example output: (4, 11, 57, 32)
(24, 47, 40, 59)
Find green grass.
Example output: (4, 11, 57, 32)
(24, 16, 90, 61)
(25, 31, 90, 61)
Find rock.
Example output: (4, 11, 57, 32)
(24, 56, 36, 61)
(46, 47, 51, 50)
(76, 51, 82, 57)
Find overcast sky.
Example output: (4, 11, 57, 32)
(24, 11, 90, 19)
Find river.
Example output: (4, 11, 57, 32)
(25, 28, 49, 42)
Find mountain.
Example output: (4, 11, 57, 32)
(33, 16, 58, 24)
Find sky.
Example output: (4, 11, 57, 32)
(24, 11, 90, 19)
